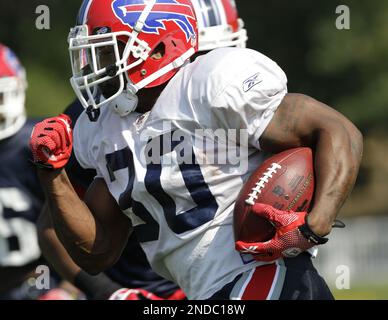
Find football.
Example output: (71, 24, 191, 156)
(234, 147, 315, 243)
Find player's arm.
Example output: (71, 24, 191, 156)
(37, 203, 124, 298)
(30, 115, 131, 275)
(236, 93, 362, 260)
(37, 202, 82, 280)
(38, 170, 131, 275)
(260, 93, 363, 236)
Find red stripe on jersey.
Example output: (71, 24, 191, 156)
(241, 263, 277, 300)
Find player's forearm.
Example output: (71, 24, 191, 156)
(37, 205, 123, 298)
(308, 122, 363, 236)
(37, 169, 112, 272)
(260, 94, 363, 237)
(37, 203, 81, 282)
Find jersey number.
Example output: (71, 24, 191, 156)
(0, 188, 40, 267)
(106, 134, 219, 242)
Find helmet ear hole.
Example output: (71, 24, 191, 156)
(151, 42, 166, 60)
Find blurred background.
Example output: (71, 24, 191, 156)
(0, 0, 387, 299)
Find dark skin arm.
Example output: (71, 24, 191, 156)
(38, 170, 132, 275)
(260, 93, 363, 236)
(37, 203, 81, 282)
(37, 204, 123, 298)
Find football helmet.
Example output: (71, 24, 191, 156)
(191, 0, 247, 52)
(68, 0, 198, 118)
(0, 44, 27, 140)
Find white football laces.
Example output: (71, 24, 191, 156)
(245, 163, 282, 206)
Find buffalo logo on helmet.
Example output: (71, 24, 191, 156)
(0, 45, 24, 78)
(112, 0, 196, 41)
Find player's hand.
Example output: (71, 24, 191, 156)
(235, 203, 322, 262)
(108, 288, 164, 300)
(30, 114, 72, 170)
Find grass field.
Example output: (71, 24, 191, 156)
(332, 285, 388, 300)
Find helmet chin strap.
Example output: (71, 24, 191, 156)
(112, 46, 195, 118)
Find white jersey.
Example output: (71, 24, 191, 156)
(74, 48, 288, 299)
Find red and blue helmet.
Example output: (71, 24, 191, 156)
(192, 0, 247, 52)
(0, 44, 27, 140)
(69, 0, 198, 115)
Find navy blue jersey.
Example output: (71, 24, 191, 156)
(64, 100, 179, 297)
(0, 119, 44, 267)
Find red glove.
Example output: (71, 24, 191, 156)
(37, 288, 76, 300)
(30, 114, 72, 169)
(108, 288, 164, 300)
(235, 203, 323, 262)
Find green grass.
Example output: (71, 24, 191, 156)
(332, 285, 388, 300)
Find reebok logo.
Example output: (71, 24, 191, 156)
(243, 72, 262, 92)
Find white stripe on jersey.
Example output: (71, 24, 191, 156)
(267, 260, 287, 300)
(236, 268, 255, 299)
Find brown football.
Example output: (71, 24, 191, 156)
(234, 147, 315, 243)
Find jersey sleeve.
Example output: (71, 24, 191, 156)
(195, 48, 288, 150)
(72, 107, 100, 173)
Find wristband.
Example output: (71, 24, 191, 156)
(298, 215, 329, 245)
(74, 270, 121, 300)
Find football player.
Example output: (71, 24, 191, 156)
(38, 98, 184, 300)
(30, 0, 363, 300)
(0, 44, 79, 300)
(37, 0, 246, 300)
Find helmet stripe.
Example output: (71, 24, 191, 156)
(197, 0, 210, 27)
(209, 0, 223, 25)
(203, 0, 217, 26)
(77, 0, 93, 25)
(191, 0, 206, 28)
(214, 0, 227, 25)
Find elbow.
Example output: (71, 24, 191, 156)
(76, 259, 107, 276)
(339, 121, 364, 182)
(326, 117, 364, 162)
(75, 252, 117, 276)
(344, 121, 364, 166)
(352, 126, 364, 161)
(80, 263, 105, 276)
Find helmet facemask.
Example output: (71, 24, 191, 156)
(68, 0, 198, 120)
(198, 18, 247, 51)
(190, 0, 247, 52)
(68, 24, 151, 116)
(0, 76, 26, 140)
